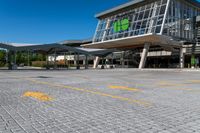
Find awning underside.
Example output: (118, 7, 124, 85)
(83, 34, 181, 49)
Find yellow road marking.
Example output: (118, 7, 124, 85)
(187, 80, 200, 83)
(158, 81, 182, 87)
(167, 88, 193, 91)
(26, 78, 151, 106)
(8, 75, 192, 92)
(23, 91, 53, 101)
(3, 75, 151, 106)
(156, 81, 194, 91)
(109, 85, 141, 92)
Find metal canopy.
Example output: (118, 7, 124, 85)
(16, 43, 90, 55)
(0, 42, 115, 57)
(59, 39, 92, 45)
(0, 43, 16, 51)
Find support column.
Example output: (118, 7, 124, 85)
(74, 53, 77, 66)
(14, 51, 17, 65)
(121, 51, 125, 68)
(180, 47, 185, 69)
(76, 53, 80, 69)
(68, 51, 71, 68)
(5, 50, 8, 65)
(13, 51, 17, 70)
(8, 50, 12, 70)
(85, 55, 88, 69)
(46, 54, 49, 69)
(139, 43, 150, 69)
(27, 51, 30, 66)
(64, 52, 67, 66)
(83, 60, 85, 66)
(101, 57, 105, 69)
(53, 50, 57, 69)
(93, 56, 100, 69)
(111, 53, 114, 69)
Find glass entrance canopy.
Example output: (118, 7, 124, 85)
(93, 0, 200, 44)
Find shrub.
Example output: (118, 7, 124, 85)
(31, 61, 46, 67)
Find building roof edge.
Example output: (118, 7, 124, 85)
(95, 0, 200, 19)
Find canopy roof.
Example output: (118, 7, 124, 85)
(0, 41, 115, 57)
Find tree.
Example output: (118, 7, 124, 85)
(0, 50, 6, 67)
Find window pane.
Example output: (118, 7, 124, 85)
(159, 5, 166, 15)
(141, 6, 145, 11)
(134, 13, 138, 21)
(138, 11, 144, 20)
(132, 22, 136, 30)
(140, 29, 146, 35)
(157, 16, 164, 25)
(155, 26, 161, 33)
(135, 30, 139, 35)
(141, 20, 147, 28)
(136, 22, 142, 29)
(146, 4, 151, 9)
(157, 1, 161, 6)
(162, 0, 167, 4)
(155, 7, 161, 16)
(152, 17, 158, 26)
(144, 10, 150, 19)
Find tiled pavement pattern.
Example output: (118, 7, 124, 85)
(0, 69, 200, 133)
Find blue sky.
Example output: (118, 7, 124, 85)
(0, 0, 129, 44)
(1, 0, 200, 44)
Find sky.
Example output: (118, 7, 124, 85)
(1, 0, 200, 44)
(0, 0, 129, 44)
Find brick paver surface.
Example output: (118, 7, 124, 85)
(0, 69, 200, 133)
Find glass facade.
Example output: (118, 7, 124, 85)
(93, 0, 168, 43)
(93, 0, 200, 43)
(163, 0, 200, 41)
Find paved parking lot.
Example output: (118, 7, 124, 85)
(0, 69, 200, 133)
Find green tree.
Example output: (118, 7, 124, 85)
(0, 50, 6, 67)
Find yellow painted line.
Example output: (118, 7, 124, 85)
(109, 85, 141, 92)
(23, 91, 53, 101)
(188, 89, 200, 93)
(158, 81, 182, 87)
(26, 78, 151, 107)
(187, 80, 200, 83)
(156, 81, 194, 91)
(167, 88, 193, 91)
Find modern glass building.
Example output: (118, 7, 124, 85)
(84, 0, 200, 69)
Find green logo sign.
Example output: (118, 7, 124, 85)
(113, 18, 129, 33)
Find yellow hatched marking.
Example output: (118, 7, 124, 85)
(109, 86, 141, 92)
(23, 91, 53, 101)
